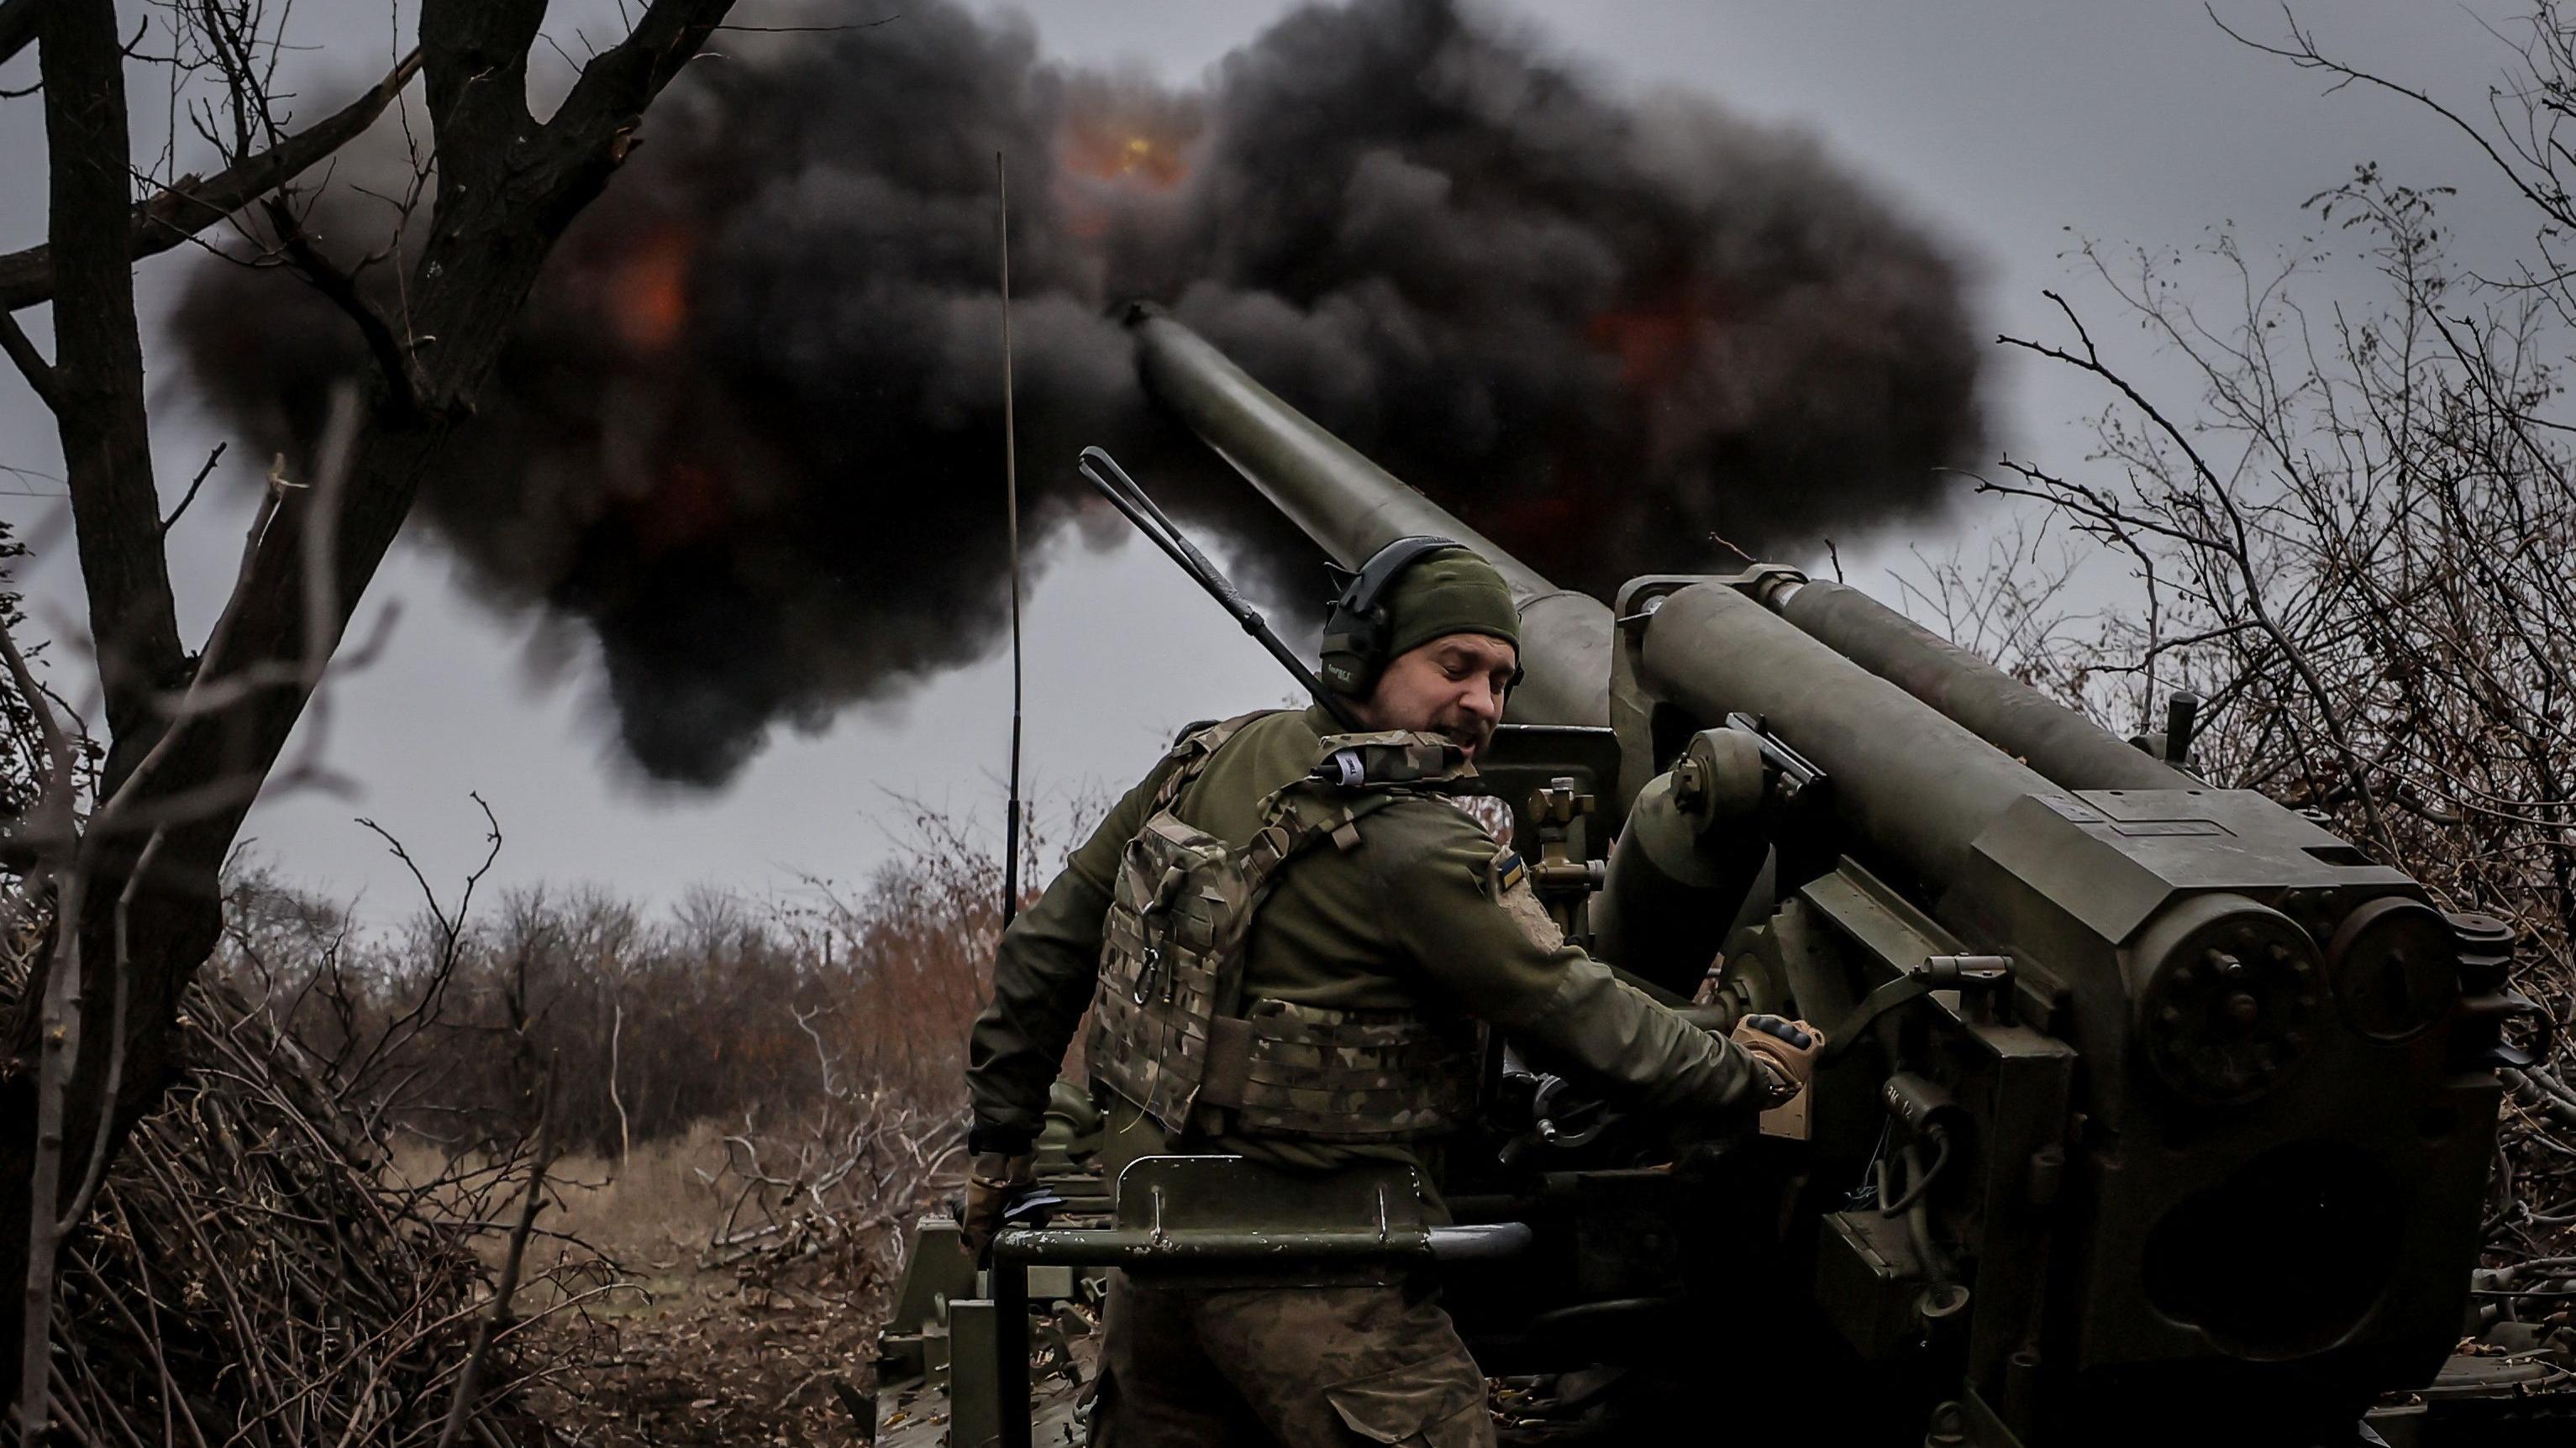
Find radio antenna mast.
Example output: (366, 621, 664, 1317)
(997, 152, 1027, 930)
(1076, 446, 1364, 732)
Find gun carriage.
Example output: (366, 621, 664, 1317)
(875, 309, 2559, 1448)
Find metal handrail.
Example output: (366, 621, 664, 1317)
(981, 1220, 1531, 1448)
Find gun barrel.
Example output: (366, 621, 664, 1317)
(1133, 307, 2076, 886)
(1130, 307, 1612, 727)
(1768, 579, 2187, 792)
(1633, 582, 2066, 889)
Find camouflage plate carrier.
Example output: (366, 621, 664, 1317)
(1087, 715, 1485, 1143)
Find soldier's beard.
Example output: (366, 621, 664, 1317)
(1350, 678, 1499, 758)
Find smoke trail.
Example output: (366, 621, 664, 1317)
(173, 0, 1985, 784)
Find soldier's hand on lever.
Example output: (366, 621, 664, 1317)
(959, 1151, 1036, 1258)
(1730, 1013, 1825, 1110)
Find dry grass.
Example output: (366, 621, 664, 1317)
(386, 1120, 739, 1282)
(547, 1121, 737, 1262)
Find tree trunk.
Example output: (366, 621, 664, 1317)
(3, 0, 184, 1407)
(0, 0, 737, 1409)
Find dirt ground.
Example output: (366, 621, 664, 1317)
(516, 1262, 887, 1447)
(396, 1127, 918, 1446)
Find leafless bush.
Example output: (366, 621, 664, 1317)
(0, 926, 581, 1448)
(202, 796, 1081, 1303)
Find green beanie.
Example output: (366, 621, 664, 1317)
(1383, 546, 1520, 658)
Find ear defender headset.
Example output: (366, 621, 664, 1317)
(1317, 535, 1522, 698)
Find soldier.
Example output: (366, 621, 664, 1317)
(961, 538, 1815, 1448)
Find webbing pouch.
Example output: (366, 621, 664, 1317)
(1195, 997, 1479, 1142)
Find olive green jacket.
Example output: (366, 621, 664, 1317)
(965, 706, 1763, 1172)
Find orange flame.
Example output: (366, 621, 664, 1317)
(1059, 73, 1198, 190)
(607, 228, 697, 354)
(1063, 128, 1190, 188)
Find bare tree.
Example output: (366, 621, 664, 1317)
(0, 0, 739, 1417)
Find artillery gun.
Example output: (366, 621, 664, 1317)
(872, 309, 2567, 1447)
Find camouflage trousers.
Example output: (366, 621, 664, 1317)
(1094, 1271, 1495, 1448)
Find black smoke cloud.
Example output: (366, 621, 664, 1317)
(174, 0, 1985, 784)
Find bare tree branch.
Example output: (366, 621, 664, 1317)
(0, 310, 55, 413)
(158, 443, 227, 538)
(259, 195, 433, 417)
(0, 0, 38, 71)
(0, 50, 424, 314)
(2211, 3, 2576, 231)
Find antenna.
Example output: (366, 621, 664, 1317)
(1076, 445, 1364, 732)
(998, 152, 1027, 930)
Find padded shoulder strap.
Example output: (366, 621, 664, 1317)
(1306, 731, 1480, 792)
(1246, 730, 1478, 869)
(1148, 709, 1281, 812)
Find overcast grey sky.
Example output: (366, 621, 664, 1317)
(0, 1, 2539, 921)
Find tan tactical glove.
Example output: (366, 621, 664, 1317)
(959, 1151, 1035, 1257)
(1731, 1013, 1824, 1110)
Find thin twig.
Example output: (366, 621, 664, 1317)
(433, 1065, 553, 1448)
(158, 442, 227, 536)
